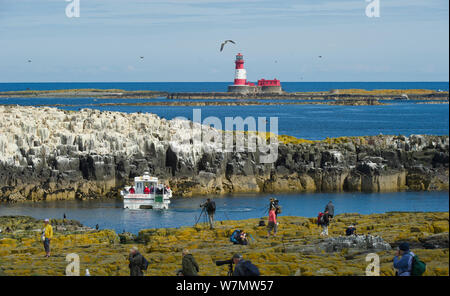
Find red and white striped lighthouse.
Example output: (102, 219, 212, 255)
(233, 53, 247, 85)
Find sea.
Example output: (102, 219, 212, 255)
(0, 81, 448, 231)
(0, 82, 448, 140)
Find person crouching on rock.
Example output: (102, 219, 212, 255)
(181, 249, 199, 276)
(128, 247, 148, 276)
(320, 211, 330, 236)
(267, 208, 277, 237)
(42, 219, 53, 258)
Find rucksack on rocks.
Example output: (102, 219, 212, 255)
(411, 255, 426, 276)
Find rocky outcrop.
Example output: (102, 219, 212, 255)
(1, 213, 448, 276)
(0, 106, 448, 202)
(285, 235, 392, 254)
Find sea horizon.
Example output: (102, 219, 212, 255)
(1, 81, 448, 93)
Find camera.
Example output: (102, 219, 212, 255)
(216, 259, 234, 276)
(215, 259, 233, 266)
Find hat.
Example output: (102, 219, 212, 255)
(398, 242, 410, 251)
(232, 253, 242, 260)
(44, 219, 50, 222)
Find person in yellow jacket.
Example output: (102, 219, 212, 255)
(43, 219, 53, 258)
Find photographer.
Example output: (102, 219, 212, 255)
(200, 198, 216, 229)
(216, 254, 260, 276)
(269, 198, 281, 218)
(231, 254, 260, 276)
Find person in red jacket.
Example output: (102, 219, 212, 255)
(129, 186, 135, 194)
(144, 186, 150, 194)
(267, 208, 277, 237)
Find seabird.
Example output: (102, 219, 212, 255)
(220, 40, 236, 52)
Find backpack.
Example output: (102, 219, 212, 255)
(230, 230, 241, 244)
(207, 201, 216, 212)
(317, 212, 324, 225)
(242, 260, 260, 276)
(141, 256, 149, 271)
(411, 255, 426, 276)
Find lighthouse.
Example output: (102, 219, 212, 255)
(234, 53, 247, 85)
(228, 53, 255, 94)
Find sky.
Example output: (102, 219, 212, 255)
(0, 0, 448, 82)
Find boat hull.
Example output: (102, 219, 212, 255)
(122, 194, 171, 210)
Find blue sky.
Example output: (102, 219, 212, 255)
(0, 0, 448, 82)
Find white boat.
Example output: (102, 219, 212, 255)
(121, 172, 172, 210)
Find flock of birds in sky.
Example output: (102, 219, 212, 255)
(26, 40, 323, 80)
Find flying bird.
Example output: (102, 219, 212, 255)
(220, 40, 236, 52)
(318, 56, 323, 58)
(27, 59, 32, 63)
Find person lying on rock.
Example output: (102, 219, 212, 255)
(346, 224, 356, 236)
(238, 231, 249, 245)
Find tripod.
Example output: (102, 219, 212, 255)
(194, 207, 206, 226)
(226, 263, 233, 276)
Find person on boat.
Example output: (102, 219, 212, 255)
(128, 247, 148, 276)
(181, 249, 199, 276)
(144, 186, 150, 194)
(42, 219, 53, 258)
(150, 186, 154, 194)
(129, 186, 135, 194)
(200, 198, 216, 229)
(267, 208, 277, 237)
